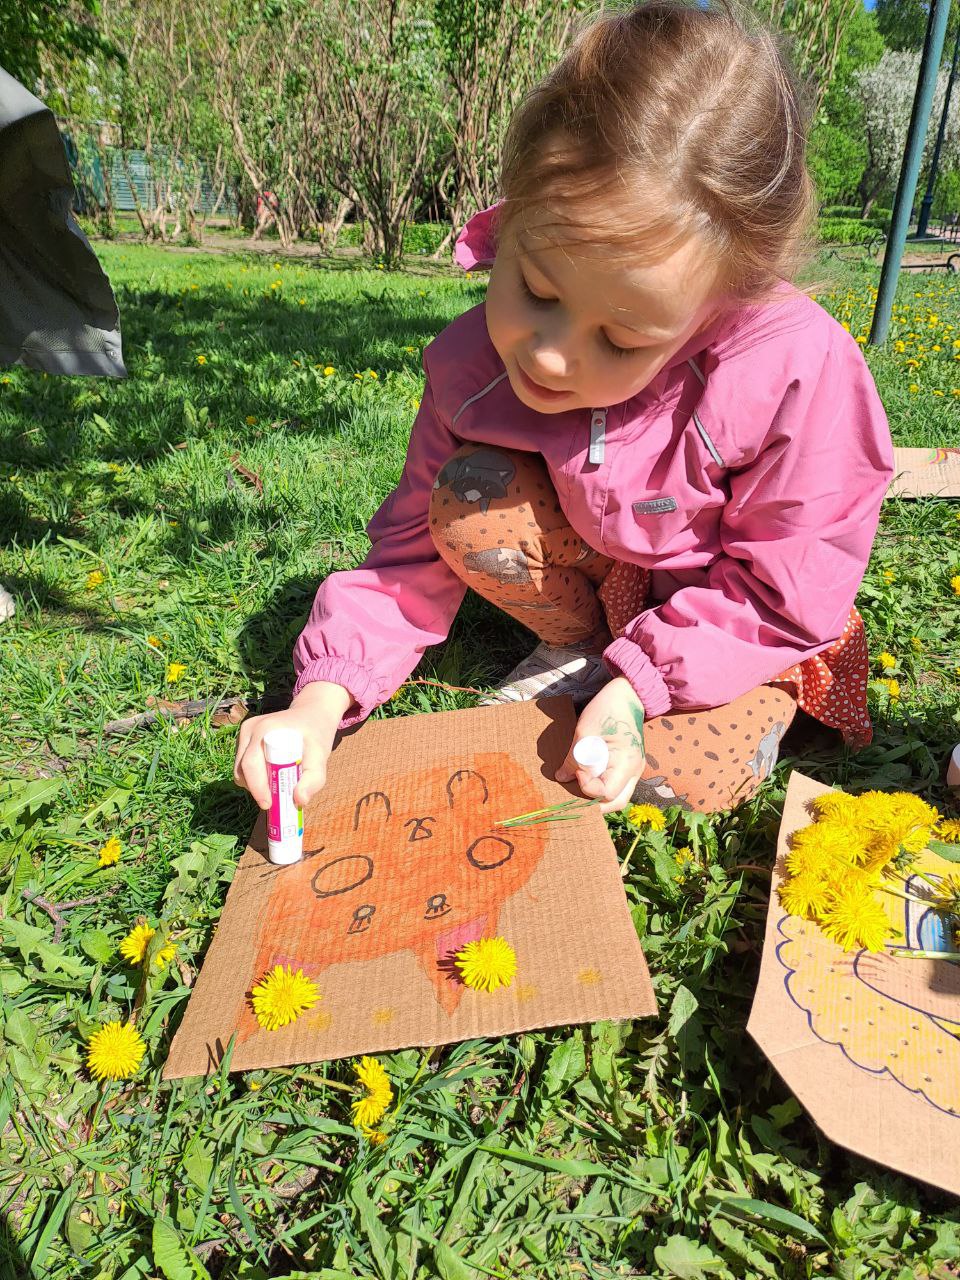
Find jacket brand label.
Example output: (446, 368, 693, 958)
(632, 497, 678, 516)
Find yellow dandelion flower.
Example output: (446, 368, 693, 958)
(86, 1021, 146, 1081)
(98, 836, 122, 868)
(809, 790, 857, 821)
(323, 366, 335, 376)
(368, 370, 378, 379)
(361, 1125, 387, 1145)
(876, 677, 900, 700)
(118, 922, 176, 968)
(909, 384, 920, 393)
(455, 937, 518, 993)
(882, 569, 895, 583)
(910, 636, 923, 652)
(951, 574, 960, 596)
(789, 818, 869, 870)
(877, 652, 896, 670)
(351, 1056, 393, 1127)
(778, 871, 829, 920)
(251, 965, 319, 1031)
(196, 355, 206, 365)
(626, 804, 666, 831)
(937, 818, 960, 844)
(165, 662, 187, 683)
(146, 635, 161, 648)
(86, 569, 105, 590)
(245, 415, 257, 425)
(820, 881, 891, 952)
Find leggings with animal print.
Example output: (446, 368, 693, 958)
(430, 444, 797, 813)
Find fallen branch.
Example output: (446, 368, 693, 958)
(102, 696, 249, 736)
(22, 887, 119, 943)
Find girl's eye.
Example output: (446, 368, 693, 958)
(519, 274, 555, 308)
(602, 334, 639, 358)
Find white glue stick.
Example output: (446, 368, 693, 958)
(946, 743, 960, 790)
(573, 735, 609, 778)
(264, 728, 304, 865)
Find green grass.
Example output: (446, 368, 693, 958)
(1, 245, 959, 1279)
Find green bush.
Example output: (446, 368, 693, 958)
(336, 220, 449, 257)
(817, 216, 882, 245)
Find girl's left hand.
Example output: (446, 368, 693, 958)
(555, 676, 646, 814)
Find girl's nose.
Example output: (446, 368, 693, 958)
(528, 343, 575, 380)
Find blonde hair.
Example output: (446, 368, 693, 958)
(499, 0, 818, 302)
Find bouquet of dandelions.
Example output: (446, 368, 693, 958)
(778, 789, 960, 955)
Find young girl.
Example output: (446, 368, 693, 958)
(235, 0, 893, 817)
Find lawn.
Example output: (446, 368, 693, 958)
(1, 244, 959, 1279)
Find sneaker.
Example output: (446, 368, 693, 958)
(479, 641, 609, 706)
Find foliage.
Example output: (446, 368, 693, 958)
(809, 2, 885, 208)
(853, 48, 960, 216)
(760, 0, 864, 112)
(0, 244, 959, 1274)
(0, 0, 121, 91)
(817, 215, 884, 243)
(874, 0, 960, 55)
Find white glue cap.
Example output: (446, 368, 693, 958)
(263, 728, 304, 765)
(946, 742, 960, 788)
(573, 736, 609, 773)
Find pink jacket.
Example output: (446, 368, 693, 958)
(294, 221, 893, 728)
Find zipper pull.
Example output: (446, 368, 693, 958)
(588, 408, 607, 465)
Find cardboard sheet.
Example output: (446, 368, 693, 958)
(889, 446, 960, 499)
(748, 771, 960, 1194)
(164, 698, 656, 1078)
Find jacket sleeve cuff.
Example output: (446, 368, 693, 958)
(602, 637, 673, 719)
(292, 658, 387, 730)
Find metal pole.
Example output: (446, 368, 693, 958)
(869, 0, 953, 346)
(917, 24, 960, 238)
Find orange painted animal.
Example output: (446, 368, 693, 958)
(238, 752, 548, 1038)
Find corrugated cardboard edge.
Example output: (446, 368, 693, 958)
(748, 770, 960, 1196)
(163, 699, 657, 1079)
(888, 446, 960, 499)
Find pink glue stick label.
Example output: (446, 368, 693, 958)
(267, 760, 303, 854)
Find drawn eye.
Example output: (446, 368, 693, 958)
(312, 854, 373, 898)
(465, 835, 514, 870)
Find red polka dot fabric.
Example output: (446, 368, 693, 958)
(598, 563, 872, 748)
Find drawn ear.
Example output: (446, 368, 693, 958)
(353, 790, 392, 834)
(446, 769, 489, 810)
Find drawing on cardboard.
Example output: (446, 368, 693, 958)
(163, 699, 656, 1078)
(235, 752, 548, 1042)
(749, 771, 960, 1195)
(888, 445, 960, 498)
(774, 844, 960, 1117)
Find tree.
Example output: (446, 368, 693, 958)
(853, 49, 960, 216)
(761, 0, 864, 112)
(874, 0, 959, 56)
(431, 0, 584, 257)
(808, 1, 885, 206)
(0, 0, 121, 92)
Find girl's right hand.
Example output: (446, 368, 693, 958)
(233, 681, 354, 810)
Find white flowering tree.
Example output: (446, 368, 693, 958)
(853, 49, 960, 217)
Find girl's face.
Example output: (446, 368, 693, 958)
(485, 216, 726, 414)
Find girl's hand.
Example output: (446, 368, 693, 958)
(233, 681, 353, 810)
(555, 676, 646, 814)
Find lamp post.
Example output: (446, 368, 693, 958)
(916, 22, 960, 239)
(870, 0, 953, 346)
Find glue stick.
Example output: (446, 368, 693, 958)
(947, 743, 960, 791)
(573, 735, 609, 778)
(264, 728, 304, 864)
